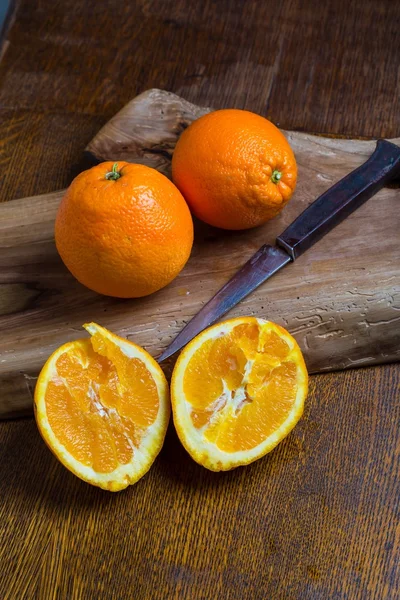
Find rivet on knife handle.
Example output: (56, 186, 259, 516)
(276, 139, 400, 260)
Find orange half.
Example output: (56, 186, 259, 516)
(34, 323, 169, 491)
(171, 317, 308, 471)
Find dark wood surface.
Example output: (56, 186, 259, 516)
(0, 1, 399, 598)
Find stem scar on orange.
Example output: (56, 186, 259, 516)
(172, 109, 297, 230)
(55, 162, 194, 298)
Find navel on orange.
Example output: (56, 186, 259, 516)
(172, 109, 297, 230)
(34, 323, 169, 491)
(171, 317, 308, 471)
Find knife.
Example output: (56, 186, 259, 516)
(158, 139, 400, 362)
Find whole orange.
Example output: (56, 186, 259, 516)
(55, 162, 194, 298)
(172, 109, 297, 230)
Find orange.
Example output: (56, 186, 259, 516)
(172, 109, 297, 230)
(55, 162, 194, 298)
(171, 317, 308, 471)
(34, 323, 170, 491)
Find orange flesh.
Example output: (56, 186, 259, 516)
(45, 333, 159, 473)
(183, 322, 299, 452)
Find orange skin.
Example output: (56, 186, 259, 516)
(55, 162, 194, 298)
(172, 109, 297, 230)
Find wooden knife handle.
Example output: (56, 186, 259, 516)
(276, 139, 400, 260)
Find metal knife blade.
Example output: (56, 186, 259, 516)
(158, 139, 400, 362)
(157, 245, 290, 361)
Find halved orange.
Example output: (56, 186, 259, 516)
(171, 317, 308, 471)
(34, 323, 169, 491)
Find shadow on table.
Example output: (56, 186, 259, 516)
(1, 419, 116, 509)
(155, 420, 304, 490)
(0, 413, 304, 511)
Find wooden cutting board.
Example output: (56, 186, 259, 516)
(1, 89, 399, 418)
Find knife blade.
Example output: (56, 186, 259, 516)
(158, 139, 400, 362)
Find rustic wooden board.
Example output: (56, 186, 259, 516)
(0, 89, 399, 418)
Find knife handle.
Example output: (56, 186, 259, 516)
(276, 139, 400, 260)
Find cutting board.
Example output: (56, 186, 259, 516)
(1, 89, 399, 419)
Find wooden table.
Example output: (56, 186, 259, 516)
(0, 1, 399, 598)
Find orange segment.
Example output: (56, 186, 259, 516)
(183, 338, 224, 411)
(46, 378, 93, 466)
(183, 320, 259, 413)
(210, 362, 299, 453)
(34, 323, 170, 491)
(259, 327, 291, 359)
(171, 317, 308, 471)
(90, 330, 159, 426)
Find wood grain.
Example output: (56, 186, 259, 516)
(1, 89, 400, 418)
(0, 366, 398, 599)
(1, 0, 399, 138)
(0, 1, 399, 599)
